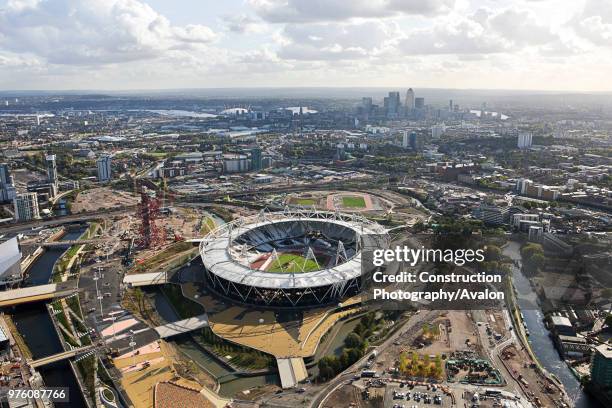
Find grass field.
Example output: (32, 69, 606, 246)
(293, 198, 316, 206)
(267, 253, 320, 273)
(342, 196, 366, 208)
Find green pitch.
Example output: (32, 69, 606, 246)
(267, 253, 320, 273)
(341, 196, 366, 208)
(293, 198, 316, 206)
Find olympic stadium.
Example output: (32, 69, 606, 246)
(199, 209, 388, 307)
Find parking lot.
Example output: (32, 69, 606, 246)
(384, 384, 453, 408)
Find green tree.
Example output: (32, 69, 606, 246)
(344, 332, 362, 349)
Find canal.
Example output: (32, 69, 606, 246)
(11, 228, 87, 407)
(503, 241, 602, 408)
(151, 285, 280, 397)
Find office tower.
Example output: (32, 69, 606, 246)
(518, 132, 533, 149)
(46, 154, 57, 186)
(361, 97, 373, 114)
(402, 131, 409, 148)
(13, 192, 40, 221)
(97, 155, 112, 183)
(0, 163, 10, 186)
(250, 146, 262, 171)
(449, 99, 453, 112)
(409, 132, 424, 152)
(415, 97, 425, 109)
(385, 91, 401, 118)
(590, 344, 612, 404)
(405, 88, 415, 110)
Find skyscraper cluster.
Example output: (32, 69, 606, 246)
(358, 88, 425, 120)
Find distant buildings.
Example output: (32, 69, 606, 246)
(223, 154, 250, 173)
(473, 203, 509, 226)
(97, 155, 112, 183)
(13, 192, 40, 221)
(516, 178, 559, 200)
(415, 97, 425, 109)
(431, 124, 446, 139)
(518, 132, 533, 149)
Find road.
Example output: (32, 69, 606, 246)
(0, 206, 136, 234)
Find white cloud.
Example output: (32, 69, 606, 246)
(222, 14, 266, 34)
(0, 0, 218, 65)
(249, 0, 455, 23)
(277, 21, 397, 60)
(571, 0, 612, 46)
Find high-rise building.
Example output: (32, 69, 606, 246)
(384, 91, 401, 118)
(405, 88, 415, 111)
(250, 146, 262, 171)
(415, 97, 425, 109)
(518, 132, 533, 149)
(409, 132, 424, 152)
(46, 154, 57, 186)
(402, 131, 409, 148)
(361, 97, 373, 114)
(0, 163, 10, 186)
(590, 344, 612, 405)
(0, 163, 16, 203)
(449, 99, 453, 111)
(13, 192, 40, 221)
(97, 155, 112, 183)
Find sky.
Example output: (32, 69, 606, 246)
(0, 0, 611, 92)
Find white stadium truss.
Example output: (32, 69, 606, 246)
(199, 208, 388, 307)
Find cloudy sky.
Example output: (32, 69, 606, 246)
(0, 0, 611, 91)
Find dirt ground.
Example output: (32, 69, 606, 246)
(500, 344, 564, 407)
(72, 187, 139, 212)
(324, 383, 382, 408)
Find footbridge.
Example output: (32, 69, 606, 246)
(123, 271, 171, 287)
(29, 345, 96, 368)
(0, 282, 78, 307)
(154, 314, 209, 339)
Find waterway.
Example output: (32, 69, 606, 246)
(503, 241, 602, 408)
(11, 228, 87, 407)
(151, 286, 280, 398)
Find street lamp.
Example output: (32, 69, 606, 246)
(93, 267, 104, 316)
(129, 331, 137, 368)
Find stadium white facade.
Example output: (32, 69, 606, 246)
(199, 209, 388, 307)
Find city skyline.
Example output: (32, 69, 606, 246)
(1, 0, 612, 91)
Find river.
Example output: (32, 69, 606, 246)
(503, 241, 602, 408)
(12, 228, 87, 407)
(150, 286, 280, 398)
